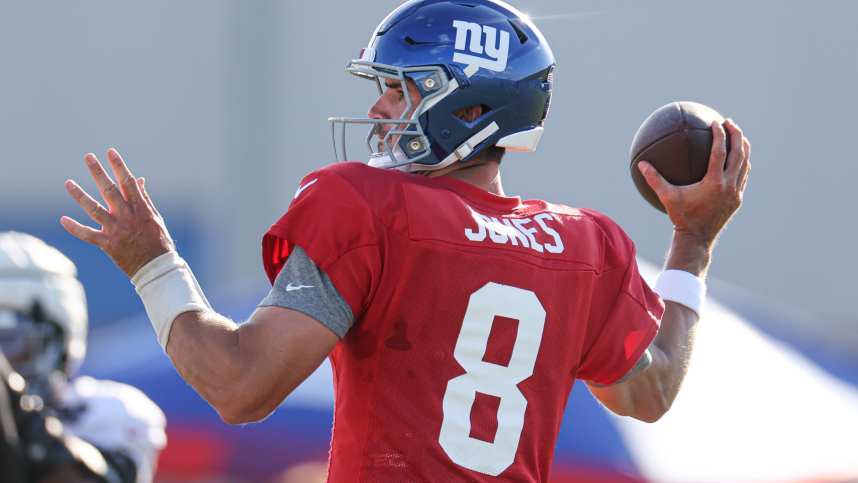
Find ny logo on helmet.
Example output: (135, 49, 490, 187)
(452, 20, 510, 73)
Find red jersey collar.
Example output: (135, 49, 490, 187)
(423, 174, 523, 211)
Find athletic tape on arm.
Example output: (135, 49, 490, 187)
(653, 269, 706, 316)
(131, 251, 212, 350)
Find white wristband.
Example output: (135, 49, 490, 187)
(654, 269, 706, 316)
(131, 251, 212, 351)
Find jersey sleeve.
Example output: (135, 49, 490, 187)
(576, 210, 664, 386)
(262, 167, 383, 326)
(259, 246, 355, 338)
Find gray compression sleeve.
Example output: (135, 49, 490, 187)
(258, 246, 355, 338)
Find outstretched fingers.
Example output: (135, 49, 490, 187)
(65, 180, 112, 226)
(137, 178, 161, 217)
(85, 153, 126, 213)
(106, 148, 147, 211)
(59, 216, 103, 245)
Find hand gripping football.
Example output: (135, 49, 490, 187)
(629, 101, 728, 212)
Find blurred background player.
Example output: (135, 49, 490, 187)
(0, 232, 166, 483)
(59, 0, 749, 481)
(1, 350, 28, 482)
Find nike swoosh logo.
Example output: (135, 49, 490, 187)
(293, 178, 319, 199)
(286, 283, 315, 292)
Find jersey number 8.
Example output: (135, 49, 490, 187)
(439, 282, 547, 476)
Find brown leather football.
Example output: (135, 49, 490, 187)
(629, 101, 727, 213)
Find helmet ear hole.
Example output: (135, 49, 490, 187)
(455, 104, 492, 123)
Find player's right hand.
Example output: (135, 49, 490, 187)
(638, 119, 751, 246)
(61, 148, 176, 278)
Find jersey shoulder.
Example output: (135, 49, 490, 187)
(524, 204, 636, 273)
(62, 376, 167, 455)
(296, 162, 411, 210)
(574, 207, 638, 272)
(264, 163, 398, 284)
(573, 207, 625, 237)
(282, 162, 414, 232)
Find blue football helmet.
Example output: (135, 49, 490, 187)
(329, 0, 556, 172)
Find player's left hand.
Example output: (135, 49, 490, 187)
(61, 148, 175, 278)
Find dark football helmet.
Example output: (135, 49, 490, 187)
(329, 0, 556, 172)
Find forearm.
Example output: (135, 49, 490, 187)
(165, 311, 248, 422)
(164, 307, 327, 425)
(590, 233, 710, 422)
(59, 150, 340, 426)
(642, 231, 711, 403)
(664, 230, 712, 277)
(130, 252, 337, 424)
(634, 233, 711, 415)
(592, 117, 750, 422)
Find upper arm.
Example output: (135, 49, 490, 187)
(586, 376, 637, 418)
(235, 305, 339, 421)
(586, 300, 700, 422)
(240, 166, 381, 421)
(262, 167, 383, 323)
(585, 346, 660, 418)
(576, 212, 663, 386)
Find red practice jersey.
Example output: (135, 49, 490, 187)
(263, 162, 663, 482)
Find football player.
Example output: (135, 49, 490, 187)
(0, 232, 166, 483)
(60, 0, 751, 481)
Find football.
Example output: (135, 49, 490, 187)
(629, 101, 727, 213)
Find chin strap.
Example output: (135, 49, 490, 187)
(411, 121, 501, 173)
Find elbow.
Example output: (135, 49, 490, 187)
(199, 381, 260, 425)
(217, 403, 272, 426)
(215, 396, 276, 425)
(219, 412, 262, 426)
(630, 388, 673, 423)
(632, 404, 669, 424)
(212, 395, 252, 425)
(217, 406, 260, 426)
(610, 403, 668, 424)
(213, 382, 296, 425)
